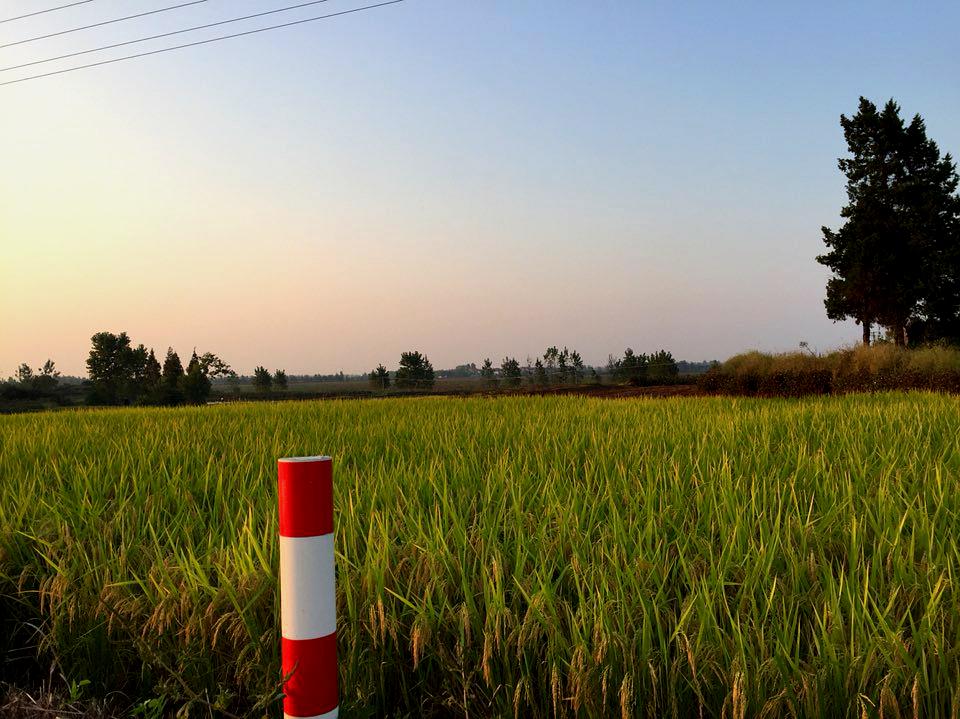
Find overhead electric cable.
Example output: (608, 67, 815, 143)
(0, 0, 209, 50)
(1, 0, 339, 72)
(0, 0, 405, 87)
(0, 1, 95, 25)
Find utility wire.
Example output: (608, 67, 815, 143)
(0, 1, 209, 50)
(0, 0, 404, 87)
(1, 0, 339, 73)
(0, 1, 95, 25)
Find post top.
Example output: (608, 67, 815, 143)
(278, 455, 332, 464)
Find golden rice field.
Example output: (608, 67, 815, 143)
(1, 394, 959, 717)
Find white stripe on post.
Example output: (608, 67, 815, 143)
(280, 534, 337, 640)
(284, 710, 339, 719)
(278, 456, 338, 719)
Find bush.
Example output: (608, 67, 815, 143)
(698, 345, 960, 397)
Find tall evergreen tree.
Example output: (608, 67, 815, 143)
(612, 348, 648, 384)
(500, 357, 522, 388)
(648, 349, 679, 381)
(480, 358, 497, 388)
(542, 347, 559, 383)
(901, 113, 960, 343)
(143, 349, 162, 404)
(127, 344, 149, 404)
(181, 350, 212, 405)
(819, 98, 960, 345)
(569, 350, 585, 384)
(557, 348, 570, 385)
(161, 348, 185, 405)
(532, 359, 548, 387)
(369, 364, 390, 390)
(395, 351, 435, 389)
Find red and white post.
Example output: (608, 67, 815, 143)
(278, 456, 338, 719)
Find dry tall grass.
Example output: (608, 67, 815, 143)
(701, 344, 960, 395)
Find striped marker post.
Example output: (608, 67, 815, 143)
(278, 456, 338, 719)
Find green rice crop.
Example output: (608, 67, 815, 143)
(1, 394, 960, 717)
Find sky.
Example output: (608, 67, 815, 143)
(1, 1, 959, 376)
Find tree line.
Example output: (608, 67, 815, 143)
(819, 97, 960, 346)
(368, 346, 679, 390)
(369, 351, 436, 389)
(9, 360, 61, 393)
(5, 338, 686, 409)
(0, 359, 77, 409)
(84, 331, 234, 406)
(250, 366, 289, 394)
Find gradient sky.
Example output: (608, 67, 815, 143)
(2, 0, 959, 376)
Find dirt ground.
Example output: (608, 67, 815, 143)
(520, 383, 702, 399)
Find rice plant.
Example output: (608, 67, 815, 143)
(1, 394, 959, 717)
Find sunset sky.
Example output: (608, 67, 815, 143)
(2, 0, 958, 376)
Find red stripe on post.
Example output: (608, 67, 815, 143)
(282, 633, 339, 717)
(278, 457, 333, 537)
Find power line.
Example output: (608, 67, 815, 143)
(0, 1, 209, 50)
(1, 0, 339, 73)
(0, 1, 96, 25)
(0, 0, 405, 87)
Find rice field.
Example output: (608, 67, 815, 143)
(1, 394, 959, 717)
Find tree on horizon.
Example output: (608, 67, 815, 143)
(182, 351, 212, 404)
(395, 351, 435, 389)
(369, 364, 390, 390)
(252, 366, 272, 394)
(500, 357, 522, 388)
(143, 349, 162, 404)
(161, 348, 185, 405)
(480, 358, 498, 388)
(818, 97, 960, 345)
(86, 332, 135, 405)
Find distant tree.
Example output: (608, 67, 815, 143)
(369, 364, 390, 390)
(818, 97, 960, 345)
(589, 368, 601, 385)
(193, 352, 234, 402)
(500, 357, 522, 388)
(647, 349, 679, 382)
(86, 331, 136, 405)
(33, 360, 60, 393)
(480, 358, 498, 388)
(557, 348, 570, 385)
(543, 347, 559, 383)
(181, 351, 212, 404)
(199, 352, 235, 380)
(126, 344, 149, 404)
(605, 354, 618, 377)
(274, 369, 288, 391)
(142, 349, 162, 404)
(14, 363, 33, 386)
(252, 366, 273, 394)
(569, 350, 584, 384)
(532, 359, 548, 387)
(161, 348, 185, 405)
(612, 348, 648, 385)
(395, 351, 435, 389)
